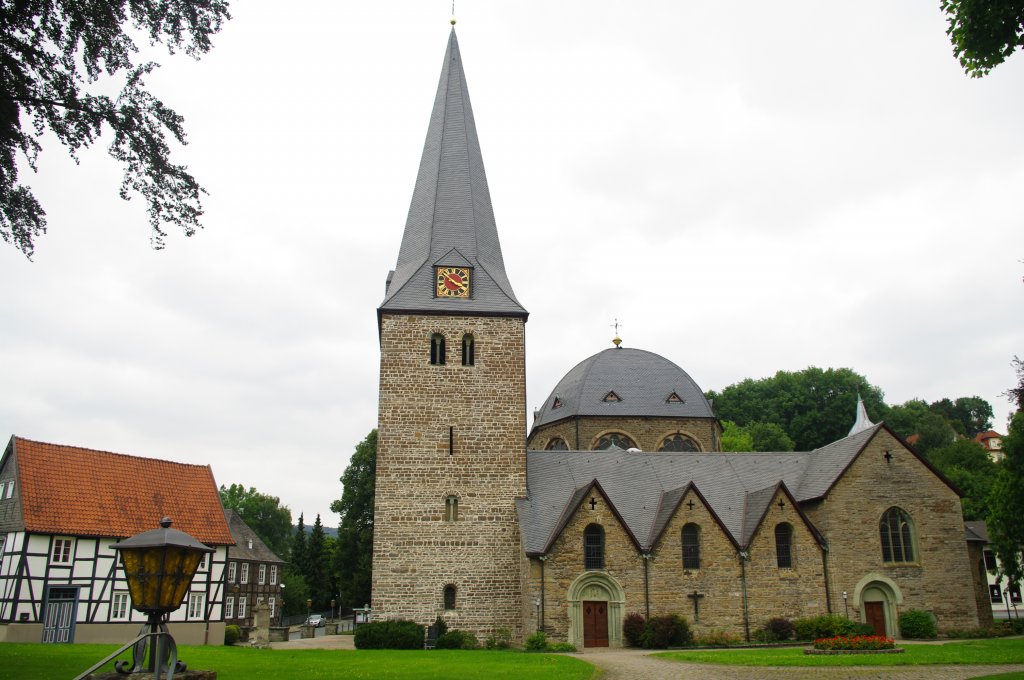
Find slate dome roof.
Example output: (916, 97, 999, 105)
(531, 347, 715, 432)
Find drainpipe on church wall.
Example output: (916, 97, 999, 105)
(642, 553, 651, 619)
(739, 551, 750, 642)
(539, 555, 547, 631)
(574, 416, 580, 450)
(820, 542, 833, 614)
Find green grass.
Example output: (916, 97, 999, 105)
(0, 643, 596, 680)
(654, 637, 1024, 667)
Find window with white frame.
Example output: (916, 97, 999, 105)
(0, 482, 6, 500)
(238, 596, 247, 618)
(227, 561, 237, 582)
(112, 592, 129, 620)
(240, 563, 249, 584)
(188, 593, 205, 619)
(197, 553, 206, 570)
(225, 597, 235, 619)
(270, 565, 278, 585)
(52, 537, 73, 564)
(269, 597, 276, 617)
(258, 564, 266, 584)
(5, 480, 12, 499)
(0, 533, 6, 555)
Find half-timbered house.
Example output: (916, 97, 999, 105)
(0, 436, 234, 644)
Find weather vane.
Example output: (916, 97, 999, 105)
(451, 1, 456, 25)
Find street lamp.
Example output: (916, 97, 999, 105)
(74, 517, 213, 680)
(842, 591, 849, 618)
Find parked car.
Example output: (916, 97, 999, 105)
(306, 614, 324, 627)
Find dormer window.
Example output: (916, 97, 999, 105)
(666, 392, 684, 404)
(602, 391, 621, 403)
(552, 397, 563, 409)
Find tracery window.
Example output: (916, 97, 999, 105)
(775, 522, 793, 569)
(682, 523, 701, 570)
(594, 432, 635, 450)
(584, 524, 605, 570)
(659, 434, 700, 452)
(879, 507, 916, 563)
(461, 334, 475, 366)
(545, 437, 569, 451)
(430, 333, 446, 365)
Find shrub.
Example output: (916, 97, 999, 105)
(813, 634, 895, 651)
(793, 614, 860, 640)
(764, 617, 794, 641)
(694, 628, 742, 646)
(945, 626, 1002, 639)
(436, 630, 477, 649)
(432, 616, 448, 637)
(354, 620, 425, 649)
(484, 627, 512, 649)
(898, 610, 937, 639)
(223, 624, 241, 646)
(548, 641, 577, 652)
(1003, 618, 1024, 635)
(645, 614, 692, 649)
(623, 613, 646, 647)
(524, 631, 548, 651)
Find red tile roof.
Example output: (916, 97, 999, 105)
(7, 436, 234, 545)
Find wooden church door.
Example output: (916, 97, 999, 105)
(582, 601, 608, 647)
(864, 601, 886, 636)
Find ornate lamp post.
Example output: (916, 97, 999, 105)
(74, 517, 213, 680)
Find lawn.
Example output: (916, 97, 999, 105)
(0, 643, 596, 680)
(654, 637, 1024, 667)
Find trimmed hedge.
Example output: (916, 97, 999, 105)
(354, 620, 425, 649)
(793, 615, 865, 640)
(224, 624, 241, 646)
(898, 610, 937, 639)
(436, 630, 478, 649)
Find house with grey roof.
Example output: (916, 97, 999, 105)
(223, 509, 286, 633)
(369, 24, 989, 648)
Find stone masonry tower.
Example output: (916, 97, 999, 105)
(372, 28, 528, 639)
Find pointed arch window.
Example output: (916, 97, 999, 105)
(584, 524, 604, 570)
(545, 437, 568, 451)
(775, 523, 793, 568)
(461, 334, 475, 366)
(594, 432, 635, 451)
(880, 507, 916, 563)
(682, 523, 701, 570)
(659, 434, 700, 452)
(443, 585, 456, 610)
(430, 333, 446, 365)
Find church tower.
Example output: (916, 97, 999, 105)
(372, 27, 528, 638)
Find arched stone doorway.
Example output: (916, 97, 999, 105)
(852, 574, 903, 638)
(567, 572, 626, 648)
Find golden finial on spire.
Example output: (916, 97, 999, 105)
(451, 1, 456, 25)
(611, 318, 623, 348)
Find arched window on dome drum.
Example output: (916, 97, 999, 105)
(659, 434, 700, 452)
(584, 524, 604, 570)
(775, 523, 794, 568)
(545, 437, 568, 451)
(461, 334, 475, 366)
(443, 585, 456, 610)
(682, 523, 701, 570)
(594, 432, 635, 450)
(880, 507, 915, 563)
(430, 333, 446, 365)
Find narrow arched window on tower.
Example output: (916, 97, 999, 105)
(682, 523, 701, 570)
(430, 333, 446, 365)
(445, 495, 458, 521)
(461, 334, 475, 366)
(775, 522, 794, 568)
(443, 584, 456, 610)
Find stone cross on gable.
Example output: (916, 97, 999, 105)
(686, 499, 696, 510)
(589, 497, 598, 510)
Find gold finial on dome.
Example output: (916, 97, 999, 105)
(610, 318, 623, 348)
(451, 17, 456, 25)
(451, 1, 456, 25)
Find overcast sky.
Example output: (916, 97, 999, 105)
(2, 1, 1021, 527)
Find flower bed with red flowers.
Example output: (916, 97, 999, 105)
(805, 635, 902, 655)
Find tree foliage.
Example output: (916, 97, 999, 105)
(928, 396, 993, 437)
(941, 0, 1024, 78)
(291, 513, 307, 577)
(305, 514, 333, 611)
(719, 420, 794, 452)
(330, 429, 377, 609)
(883, 399, 957, 457)
(924, 438, 996, 520)
(1004, 355, 1024, 412)
(987, 411, 1024, 587)
(219, 483, 292, 559)
(719, 421, 754, 452)
(707, 367, 886, 451)
(0, 0, 231, 257)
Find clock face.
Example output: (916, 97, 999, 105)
(436, 267, 471, 298)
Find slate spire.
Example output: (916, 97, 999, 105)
(379, 28, 527, 319)
(848, 393, 875, 436)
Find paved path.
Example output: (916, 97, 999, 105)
(577, 647, 1024, 680)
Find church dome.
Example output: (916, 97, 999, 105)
(531, 347, 715, 431)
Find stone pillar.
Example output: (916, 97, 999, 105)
(251, 603, 271, 649)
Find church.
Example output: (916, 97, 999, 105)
(370, 26, 990, 648)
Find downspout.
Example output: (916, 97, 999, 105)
(820, 541, 833, 614)
(574, 416, 580, 450)
(642, 553, 651, 619)
(739, 551, 750, 642)
(539, 555, 547, 631)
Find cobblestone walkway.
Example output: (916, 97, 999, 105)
(578, 647, 1024, 680)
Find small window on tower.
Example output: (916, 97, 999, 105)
(445, 495, 458, 522)
(443, 585, 457, 610)
(461, 334, 475, 366)
(430, 333, 446, 365)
